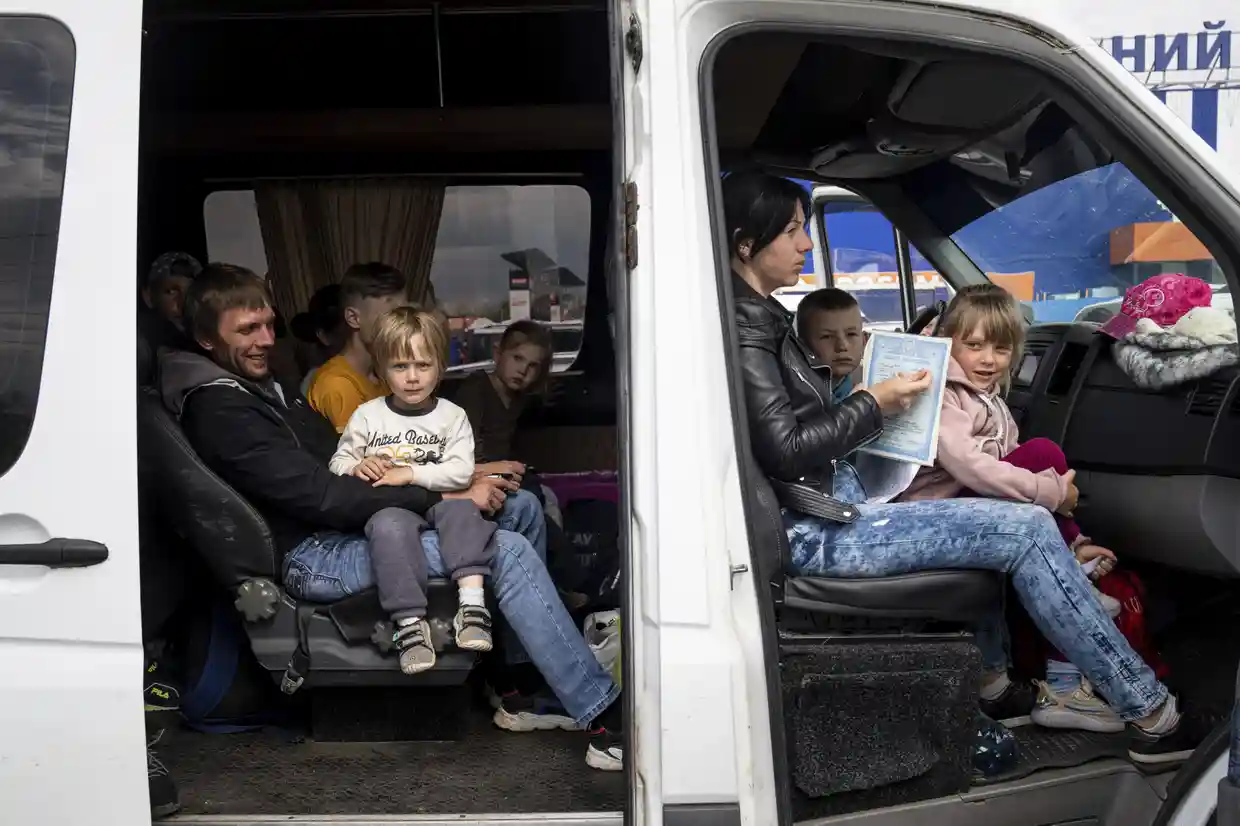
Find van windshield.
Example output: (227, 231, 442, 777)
(905, 113, 1229, 322)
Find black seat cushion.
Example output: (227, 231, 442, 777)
(324, 582, 456, 648)
(137, 386, 278, 585)
(245, 588, 476, 686)
(785, 570, 1001, 622)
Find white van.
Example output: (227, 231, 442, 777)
(3, 1, 1240, 825)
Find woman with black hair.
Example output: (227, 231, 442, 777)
(724, 170, 1192, 763)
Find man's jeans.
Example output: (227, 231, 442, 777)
(283, 490, 617, 725)
(288, 489, 548, 662)
(784, 465, 1168, 720)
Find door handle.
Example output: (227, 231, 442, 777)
(0, 539, 109, 567)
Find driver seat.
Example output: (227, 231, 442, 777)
(744, 455, 1000, 814)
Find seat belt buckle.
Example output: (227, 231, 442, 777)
(279, 669, 305, 695)
(281, 604, 316, 695)
(280, 648, 310, 695)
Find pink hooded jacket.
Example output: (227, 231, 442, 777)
(898, 357, 1070, 510)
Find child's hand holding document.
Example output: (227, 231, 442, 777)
(856, 331, 951, 467)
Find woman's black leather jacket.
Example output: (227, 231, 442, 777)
(733, 273, 883, 495)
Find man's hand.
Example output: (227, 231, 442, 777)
(473, 460, 526, 485)
(867, 369, 932, 415)
(353, 456, 393, 482)
(371, 465, 415, 488)
(445, 475, 517, 514)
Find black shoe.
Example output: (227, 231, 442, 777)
(980, 679, 1037, 728)
(586, 696, 623, 772)
(147, 732, 181, 820)
(144, 659, 182, 713)
(1128, 705, 1213, 769)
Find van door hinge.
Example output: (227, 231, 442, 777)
(730, 563, 749, 589)
(625, 11, 643, 75)
(623, 181, 639, 271)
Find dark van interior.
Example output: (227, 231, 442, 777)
(710, 29, 1240, 826)
(134, 1, 1240, 823)
(135, 0, 623, 817)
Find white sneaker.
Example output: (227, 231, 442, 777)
(1030, 679, 1125, 733)
(1093, 587, 1122, 618)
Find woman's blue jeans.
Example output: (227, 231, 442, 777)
(783, 466, 1167, 720)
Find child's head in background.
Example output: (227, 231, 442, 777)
(492, 320, 554, 398)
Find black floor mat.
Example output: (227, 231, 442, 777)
(974, 726, 1131, 786)
(1159, 625, 1240, 720)
(156, 710, 624, 815)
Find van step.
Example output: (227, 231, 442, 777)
(974, 727, 1130, 786)
(311, 686, 469, 742)
(157, 706, 623, 816)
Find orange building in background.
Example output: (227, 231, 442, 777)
(1110, 221, 1212, 265)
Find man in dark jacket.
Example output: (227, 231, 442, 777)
(158, 264, 622, 771)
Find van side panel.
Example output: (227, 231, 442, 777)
(0, 1, 146, 823)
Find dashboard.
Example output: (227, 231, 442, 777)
(1008, 322, 1240, 577)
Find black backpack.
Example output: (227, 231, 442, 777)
(177, 597, 292, 732)
(560, 498, 621, 610)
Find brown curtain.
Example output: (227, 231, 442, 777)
(255, 177, 446, 319)
(255, 183, 319, 320)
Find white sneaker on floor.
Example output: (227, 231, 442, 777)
(1030, 679, 1125, 733)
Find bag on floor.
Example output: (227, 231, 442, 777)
(1097, 569, 1169, 680)
(584, 610, 622, 686)
(973, 713, 1019, 780)
(562, 498, 621, 608)
(1008, 568, 1169, 682)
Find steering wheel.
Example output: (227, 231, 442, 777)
(906, 300, 946, 336)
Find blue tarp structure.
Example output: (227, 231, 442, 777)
(795, 165, 1172, 321)
(952, 164, 1169, 300)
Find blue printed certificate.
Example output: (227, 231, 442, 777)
(857, 331, 951, 467)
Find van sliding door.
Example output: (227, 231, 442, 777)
(0, 1, 147, 823)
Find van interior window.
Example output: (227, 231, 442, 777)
(203, 189, 268, 276)
(204, 184, 592, 375)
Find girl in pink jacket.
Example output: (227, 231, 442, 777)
(899, 285, 1131, 733)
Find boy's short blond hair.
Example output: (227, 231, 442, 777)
(369, 306, 449, 377)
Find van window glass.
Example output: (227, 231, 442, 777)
(203, 183, 592, 374)
(203, 189, 269, 276)
(907, 121, 1232, 324)
(432, 184, 590, 374)
(0, 19, 74, 476)
(821, 205, 950, 330)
